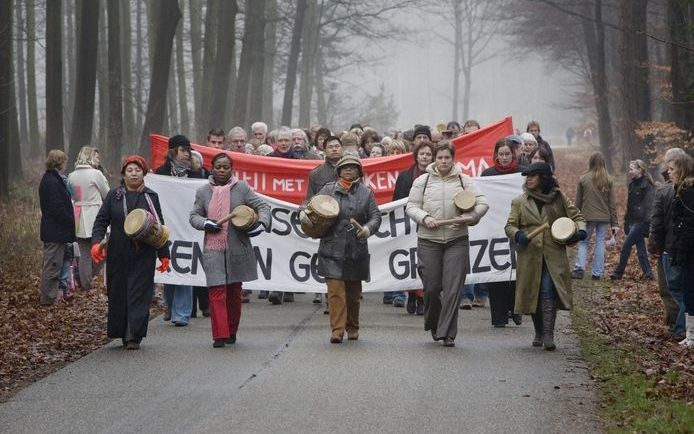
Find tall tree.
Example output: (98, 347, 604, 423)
(167, 58, 179, 133)
(107, 0, 123, 169)
(175, 0, 190, 136)
(138, 0, 182, 157)
(581, 0, 615, 171)
(281, 0, 307, 126)
(25, 0, 39, 151)
(210, 0, 237, 129)
(298, 0, 317, 127)
(189, 0, 203, 135)
(668, 0, 694, 133)
(96, 5, 109, 149)
(0, 0, 12, 198)
(15, 1, 28, 146)
(619, 0, 651, 162)
(120, 0, 135, 150)
(135, 0, 144, 134)
(197, 0, 219, 139)
(248, 0, 267, 126)
(261, 0, 277, 125)
(46, 0, 63, 154)
(63, 0, 75, 141)
(69, 0, 100, 162)
(234, 0, 266, 128)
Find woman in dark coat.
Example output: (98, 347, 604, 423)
(91, 155, 170, 350)
(480, 138, 522, 328)
(300, 155, 381, 343)
(190, 153, 271, 348)
(390, 141, 433, 312)
(610, 159, 655, 280)
(38, 149, 76, 305)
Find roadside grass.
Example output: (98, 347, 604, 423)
(572, 279, 694, 433)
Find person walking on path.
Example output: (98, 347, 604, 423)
(505, 162, 586, 350)
(68, 146, 110, 291)
(571, 152, 618, 280)
(526, 121, 555, 171)
(668, 153, 694, 347)
(190, 153, 271, 348)
(91, 155, 170, 350)
(39, 150, 76, 305)
(300, 155, 381, 343)
(406, 141, 489, 347)
(610, 160, 655, 280)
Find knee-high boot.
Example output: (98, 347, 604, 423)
(531, 309, 543, 347)
(541, 298, 557, 351)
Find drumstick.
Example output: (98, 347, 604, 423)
(98, 234, 109, 251)
(436, 216, 473, 226)
(216, 210, 238, 226)
(527, 222, 550, 240)
(350, 218, 364, 233)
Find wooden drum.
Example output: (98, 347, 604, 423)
(124, 208, 170, 249)
(230, 205, 258, 230)
(550, 217, 577, 244)
(453, 190, 476, 213)
(302, 194, 339, 238)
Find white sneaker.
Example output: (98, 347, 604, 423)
(680, 317, 694, 348)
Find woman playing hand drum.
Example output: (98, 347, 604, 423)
(91, 155, 171, 350)
(190, 153, 271, 348)
(504, 162, 586, 351)
(406, 141, 489, 347)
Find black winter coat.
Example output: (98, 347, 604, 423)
(39, 169, 76, 243)
(393, 165, 419, 201)
(92, 186, 170, 340)
(625, 176, 654, 228)
(672, 181, 694, 266)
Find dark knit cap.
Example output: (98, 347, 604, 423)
(521, 162, 553, 177)
(168, 134, 191, 149)
(413, 125, 432, 141)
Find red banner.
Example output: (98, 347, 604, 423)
(150, 116, 513, 204)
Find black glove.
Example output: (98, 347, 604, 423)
(203, 219, 222, 233)
(567, 229, 587, 244)
(247, 221, 266, 237)
(515, 231, 530, 246)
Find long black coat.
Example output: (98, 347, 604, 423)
(92, 186, 170, 340)
(39, 169, 76, 243)
(672, 180, 694, 266)
(393, 165, 417, 201)
(625, 175, 654, 229)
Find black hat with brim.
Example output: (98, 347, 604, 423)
(521, 162, 553, 176)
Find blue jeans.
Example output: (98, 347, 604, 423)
(164, 284, 193, 324)
(575, 221, 608, 277)
(662, 253, 685, 335)
(674, 261, 694, 316)
(614, 222, 652, 277)
(58, 259, 71, 291)
(540, 269, 557, 301)
(461, 284, 487, 301)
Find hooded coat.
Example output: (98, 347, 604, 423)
(504, 188, 585, 313)
(92, 186, 170, 340)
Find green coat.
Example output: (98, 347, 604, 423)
(504, 189, 585, 314)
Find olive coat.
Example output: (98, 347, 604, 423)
(504, 189, 585, 313)
(189, 179, 271, 287)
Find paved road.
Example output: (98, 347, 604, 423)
(0, 293, 602, 433)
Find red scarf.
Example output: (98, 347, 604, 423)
(338, 178, 355, 190)
(493, 159, 519, 174)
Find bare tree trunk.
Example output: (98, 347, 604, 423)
(189, 0, 202, 135)
(135, 0, 143, 134)
(236, 0, 268, 129)
(452, 0, 462, 121)
(281, 0, 307, 126)
(120, 0, 135, 151)
(138, 0, 181, 158)
(315, 56, 327, 126)
(261, 0, 277, 125)
(167, 58, 179, 133)
(64, 0, 75, 142)
(211, 0, 238, 129)
(197, 0, 219, 139)
(96, 5, 108, 149)
(107, 0, 123, 170)
(581, 0, 614, 171)
(0, 0, 12, 197)
(668, 0, 694, 133)
(15, 1, 28, 146)
(45, 0, 63, 154)
(298, 0, 316, 128)
(175, 0, 190, 136)
(69, 0, 100, 163)
(26, 0, 39, 151)
(248, 0, 267, 126)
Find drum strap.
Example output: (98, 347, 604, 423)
(422, 174, 464, 196)
(121, 192, 159, 225)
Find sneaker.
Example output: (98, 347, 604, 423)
(382, 295, 394, 304)
(406, 295, 417, 314)
(125, 341, 140, 350)
(460, 300, 473, 310)
(268, 292, 282, 305)
(226, 335, 237, 344)
(415, 298, 424, 316)
(472, 296, 488, 308)
(591, 275, 601, 280)
(201, 308, 210, 317)
(392, 296, 406, 308)
(313, 294, 322, 304)
(283, 292, 294, 302)
(213, 340, 225, 348)
(571, 269, 584, 279)
(511, 314, 523, 326)
(258, 290, 269, 299)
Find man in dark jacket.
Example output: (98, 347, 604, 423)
(39, 150, 76, 305)
(527, 121, 556, 171)
(649, 148, 687, 339)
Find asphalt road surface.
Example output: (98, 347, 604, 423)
(0, 293, 602, 433)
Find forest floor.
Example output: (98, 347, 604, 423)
(0, 149, 691, 428)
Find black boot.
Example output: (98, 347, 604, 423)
(541, 298, 557, 351)
(531, 310, 543, 347)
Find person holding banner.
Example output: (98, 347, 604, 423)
(91, 155, 170, 350)
(406, 141, 489, 347)
(300, 155, 381, 344)
(505, 162, 586, 351)
(190, 153, 271, 348)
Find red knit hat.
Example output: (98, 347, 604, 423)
(121, 155, 150, 175)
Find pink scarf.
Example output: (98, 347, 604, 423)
(206, 176, 238, 251)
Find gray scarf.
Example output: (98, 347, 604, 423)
(170, 158, 190, 178)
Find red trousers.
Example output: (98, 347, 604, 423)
(208, 282, 243, 340)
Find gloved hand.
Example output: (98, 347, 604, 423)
(156, 257, 170, 273)
(91, 243, 106, 263)
(356, 226, 370, 239)
(247, 222, 266, 237)
(514, 231, 530, 246)
(567, 229, 587, 244)
(203, 219, 222, 233)
(299, 210, 313, 227)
